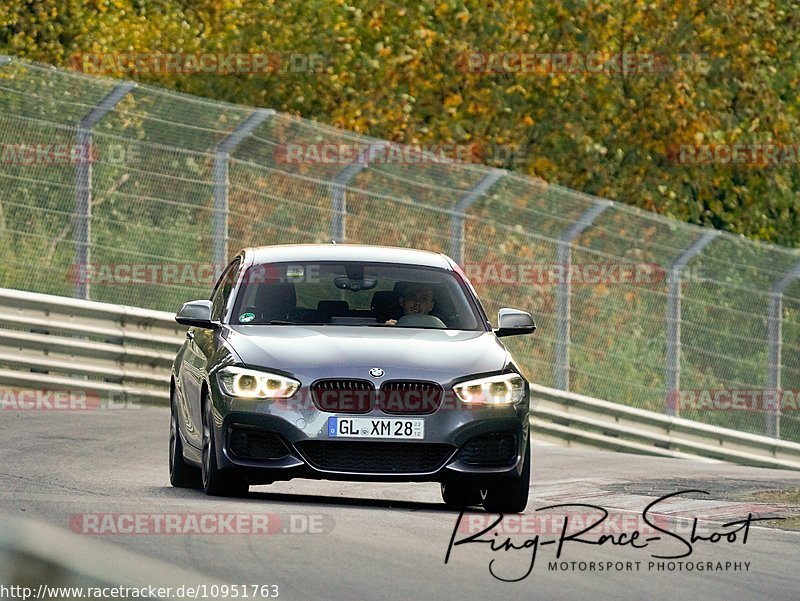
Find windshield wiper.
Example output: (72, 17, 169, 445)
(265, 320, 328, 325)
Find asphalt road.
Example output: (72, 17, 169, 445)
(1, 407, 799, 601)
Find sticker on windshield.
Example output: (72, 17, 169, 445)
(239, 312, 255, 323)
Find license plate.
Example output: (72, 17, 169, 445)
(327, 417, 424, 439)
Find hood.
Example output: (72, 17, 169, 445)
(223, 325, 509, 381)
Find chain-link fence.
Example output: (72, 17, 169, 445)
(1, 56, 799, 441)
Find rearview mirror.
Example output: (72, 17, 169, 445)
(334, 276, 378, 291)
(494, 308, 536, 337)
(175, 300, 218, 329)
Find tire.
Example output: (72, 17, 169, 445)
(169, 390, 202, 488)
(481, 438, 530, 514)
(201, 393, 249, 497)
(441, 481, 483, 507)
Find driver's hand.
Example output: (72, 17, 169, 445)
(384, 319, 397, 326)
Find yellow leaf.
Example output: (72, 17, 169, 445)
(444, 93, 462, 108)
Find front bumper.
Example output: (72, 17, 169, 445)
(208, 377, 529, 484)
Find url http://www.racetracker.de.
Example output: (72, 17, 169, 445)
(0, 584, 280, 599)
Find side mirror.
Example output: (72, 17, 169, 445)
(175, 300, 218, 329)
(495, 308, 536, 337)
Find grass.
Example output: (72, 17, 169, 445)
(748, 489, 800, 530)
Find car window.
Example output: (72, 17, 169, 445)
(230, 261, 485, 330)
(210, 259, 241, 321)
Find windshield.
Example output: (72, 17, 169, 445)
(230, 261, 486, 330)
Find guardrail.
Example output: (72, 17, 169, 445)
(1, 287, 799, 470)
(530, 383, 800, 470)
(0, 513, 223, 592)
(0, 287, 181, 405)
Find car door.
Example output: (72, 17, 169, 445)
(183, 259, 241, 448)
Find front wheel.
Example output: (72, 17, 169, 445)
(201, 395, 249, 497)
(481, 438, 530, 514)
(169, 391, 201, 488)
(441, 481, 483, 507)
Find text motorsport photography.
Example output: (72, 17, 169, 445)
(445, 490, 777, 582)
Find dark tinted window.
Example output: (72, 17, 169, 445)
(210, 259, 241, 320)
(231, 262, 485, 330)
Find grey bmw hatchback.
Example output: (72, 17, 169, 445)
(170, 244, 536, 513)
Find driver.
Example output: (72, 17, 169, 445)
(385, 283, 434, 325)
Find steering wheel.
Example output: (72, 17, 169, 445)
(395, 314, 447, 328)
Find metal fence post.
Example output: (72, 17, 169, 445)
(448, 169, 505, 265)
(212, 109, 274, 273)
(766, 260, 800, 437)
(665, 230, 719, 415)
(329, 142, 388, 243)
(554, 201, 611, 391)
(74, 82, 136, 300)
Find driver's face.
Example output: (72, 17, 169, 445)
(400, 288, 434, 315)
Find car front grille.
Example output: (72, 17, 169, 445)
(311, 379, 374, 413)
(296, 440, 455, 473)
(228, 427, 291, 461)
(458, 431, 518, 466)
(377, 381, 443, 414)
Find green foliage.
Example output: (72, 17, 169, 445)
(1, 0, 799, 246)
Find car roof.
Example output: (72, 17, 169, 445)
(239, 244, 454, 270)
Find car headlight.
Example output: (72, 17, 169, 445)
(453, 373, 525, 405)
(217, 366, 300, 399)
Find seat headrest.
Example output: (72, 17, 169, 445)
(255, 283, 296, 322)
(317, 300, 349, 316)
(371, 290, 402, 321)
